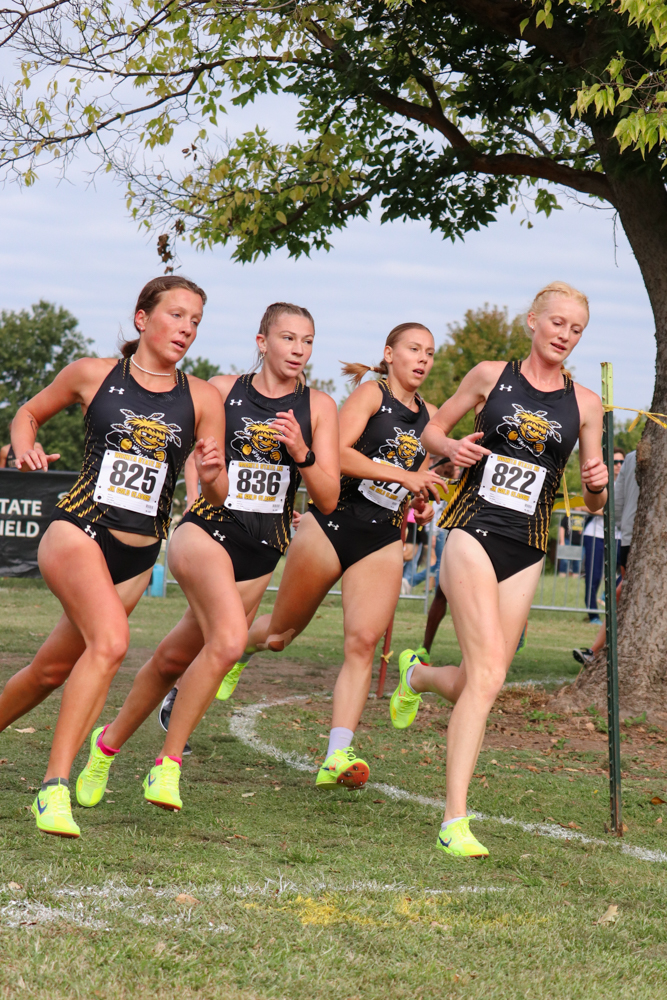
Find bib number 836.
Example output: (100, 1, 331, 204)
(491, 462, 537, 493)
(109, 459, 158, 495)
(237, 466, 282, 496)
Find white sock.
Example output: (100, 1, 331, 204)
(327, 727, 355, 758)
(405, 664, 417, 692)
(441, 816, 466, 831)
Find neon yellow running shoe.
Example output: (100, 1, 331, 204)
(216, 660, 248, 701)
(143, 757, 183, 811)
(32, 781, 81, 838)
(76, 726, 114, 808)
(390, 649, 422, 729)
(415, 646, 431, 665)
(436, 816, 489, 858)
(316, 747, 369, 789)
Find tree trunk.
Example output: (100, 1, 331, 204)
(556, 130, 667, 715)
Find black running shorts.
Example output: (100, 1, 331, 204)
(178, 510, 282, 581)
(309, 506, 401, 573)
(450, 525, 544, 583)
(50, 508, 161, 585)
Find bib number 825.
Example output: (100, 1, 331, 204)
(109, 459, 158, 495)
(237, 466, 282, 497)
(490, 462, 537, 493)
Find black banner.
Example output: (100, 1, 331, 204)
(0, 469, 78, 577)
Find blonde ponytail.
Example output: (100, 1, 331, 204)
(341, 322, 432, 386)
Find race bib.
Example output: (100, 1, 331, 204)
(94, 450, 168, 516)
(478, 453, 547, 516)
(225, 460, 290, 514)
(358, 458, 409, 511)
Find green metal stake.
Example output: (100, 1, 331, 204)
(601, 362, 622, 835)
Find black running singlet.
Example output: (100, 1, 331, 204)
(190, 374, 312, 554)
(57, 359, 195, 539)
(335, 379, 430, 528)
(440, 360, 580, 551)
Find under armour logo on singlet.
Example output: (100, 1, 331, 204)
(109, 386, 124, 395)
(229, 399, 242, 406)
(381, 406, 392, 413)
(85, 525, 97, 540)
(213, 530, 226, 542)
(499, 385, 512, 392)
(328, 522, 339, 530)
(476, 529, 488, 537)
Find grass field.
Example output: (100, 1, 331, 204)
(1, 579, 667, 999)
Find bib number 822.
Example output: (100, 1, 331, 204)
(490, 462, 537, 493)
(109, 459, 158, 495)
(237, 467, 282, 497)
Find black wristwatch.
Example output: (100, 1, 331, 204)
(295, 450, 316, 468)
(586, 483, 606, 495)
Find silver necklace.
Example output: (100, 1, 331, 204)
(131, 356, 177, 380)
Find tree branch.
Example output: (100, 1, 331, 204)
(450, 0, 587, 67)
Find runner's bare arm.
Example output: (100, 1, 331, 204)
(11, 357, 116, 471)
(208, 374, 239, 406)
(421, 361, 505, 468)
(183, 451, 199, 510)
(273, 389, 340, 515)
(575, 385, 608, 511)
(339, 382, 446, 499)
(189, 378, 227, 507)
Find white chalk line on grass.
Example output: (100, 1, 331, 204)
(0, 877, 503, 930)
(229, 695, 667, 866)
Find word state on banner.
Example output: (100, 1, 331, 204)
(479, 453, 546, 515)
(225, 460, 290, 514)
(94, 451, 167, 516)
(0, 469, 79, 577)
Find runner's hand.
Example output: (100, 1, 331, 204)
(15, 449, 59, 471)
(273, 409, 308, 464)
(412, 501, 434, 526)
(292, 510, 302, 530)
(447, 432, 491, 468)
(400, 467, 447, 501)
(194, 436, 224, 484)
(582, 457, 608, 492)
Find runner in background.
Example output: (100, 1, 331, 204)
(0, 276, 224, 838)
(75, 303, 339, 814)
(230, 323, 445, 790)
(391, 282, 608, 859)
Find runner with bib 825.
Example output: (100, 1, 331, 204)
(73, 302, 339, 815)
(0, 276, 226, 839)
(390, 282, 608, 859)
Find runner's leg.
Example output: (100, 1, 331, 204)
(0, 575, 149, 733)
(37, 522, 151, 781)
(432, 530, 542, 821)
(245, 512, 342, 653)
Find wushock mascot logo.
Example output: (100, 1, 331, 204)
(106, 410, 182, 463)
(379, 428, 424, 469)
(231, 418, 283, 463)
(498, 404, 562, 457)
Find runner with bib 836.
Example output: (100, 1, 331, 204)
(390, 282, 608, 859)
(0, 276, 226, 838)
(234, 323, 445, 791)
(74, 302, 339, 815)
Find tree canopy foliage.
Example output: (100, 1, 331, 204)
(0, 302, 93, 470)
(0, 1, 664, 263)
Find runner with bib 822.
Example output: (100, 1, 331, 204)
(390, 282, 608, 859)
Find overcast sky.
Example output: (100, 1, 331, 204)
(0, 160, 655, 412)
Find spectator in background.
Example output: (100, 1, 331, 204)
(582, 447, 624, 624)
(574, 448, 636, 665)
(557, 509, 585, 575)
(0, 441, 47, 469)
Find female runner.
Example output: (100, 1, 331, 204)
(390, 282, 608, 858)
(75, 302, 339, 813)
(233, 323, 446, 789)
(0, 275, 225, 838)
